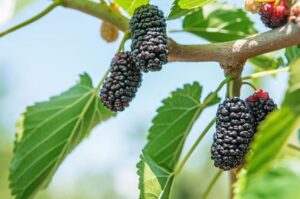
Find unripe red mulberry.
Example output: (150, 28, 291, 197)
(100, 52, 142, 112)
(211, 97, 255, 170)
(259, 1, 289, 29)
(246, 89, 277, 128)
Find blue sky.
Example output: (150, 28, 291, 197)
(0, 0, 289, 198)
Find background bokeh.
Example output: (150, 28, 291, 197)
(0, 0, 289, 198)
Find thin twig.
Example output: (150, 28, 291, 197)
(288, 143, 300, 151)
(174, 76, 232, 175)
(242, 81, 257, 91)
(242, 67, 289, 80)
(174, 118, 216, 175)
(203, 170, 223, 199)
(0, 0, 63, 38)
(117, 31, 130, 52)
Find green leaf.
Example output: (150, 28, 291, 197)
(240, 159, 300, 199)
(204, 92, 221, 106)
(283, 58, 300, 113)
(285, 45, 300, 66)
(168, 0, 191, 20)
(183, 3, 257, 42)
(138, 82, 203, 199)
(248, 55, 282, 71)
(246, 58, 300, 176)
(178, 0, 213, 9)
(10, 73, 114, 199)
(234, 57, 300, 199)
(245, 108, 299, 176)
(15, 0, 38, 14)
(114, 0, 149, 15)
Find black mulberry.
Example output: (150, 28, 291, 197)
(100, 52, 142, 112)
(130, 5, 168, 72)
(211, 97, 255, 170)
(246, 89, 277, 128)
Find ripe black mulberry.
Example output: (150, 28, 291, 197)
(130, 4, 168, 72)
(211, 97, 255, 170)
(246, 89, 277, 128)
(100, 52, 142, 112)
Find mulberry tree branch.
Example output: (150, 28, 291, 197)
(2, 0, 299, 75)
(61, 0, 300, 74)
(62, 0, 129, 32)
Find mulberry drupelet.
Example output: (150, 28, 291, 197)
(211, 97, 255, 170)
(130, 4, 168, 72)
(100, 52, 142, 112)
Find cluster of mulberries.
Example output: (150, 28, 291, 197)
(99, 4, 168, 112)
(211, 90, 277, 170)
(244, 0, 290, 29)
(100, 52, 142, 112)
(130, 5, 168, 72)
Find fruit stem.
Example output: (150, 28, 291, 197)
(242, 81, 257, 91)
(226, 68, 242, 198)
(117, 31, 131, 52)
(96, 68, 111, 90)
(288, 143, 300, 151)
(174, 118, 216, 175)
(203, 170, 223, 199)
(0, 0, 63, 38)
(174, 76, 233, 175)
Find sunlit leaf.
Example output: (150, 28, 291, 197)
(239, 159, 300, 199)
(10, 74, 115, 199)
(285, 45, 300, 66)
(235, 57, 300, 199)
(178, 0, 213, 9)
(183, 3, 257, 42)
(248, 54, 283, 71)
(168, 0, 191, 20)
(138, 83, 203, 199)
(114, 0, 149, 15)
(283, 58, 300, 113)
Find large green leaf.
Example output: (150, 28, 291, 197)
(285, 45, 300, 66)
(246, 55, 300, 176)
(283, 58, 300, 113)
(10, 73, 114, 199)
(248, 55, 283, 71)
(239, 159, 300, 199)
(138, 82, 219, 199)
(168, 0, 191, 20)
(245, 108, 299, 176)
(178, 0, 213, 9)
(183, 3, 257, 42)
(234, 58, 300, 199)
(168, 0, 207, 20)
(114, 0, 149, 15)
